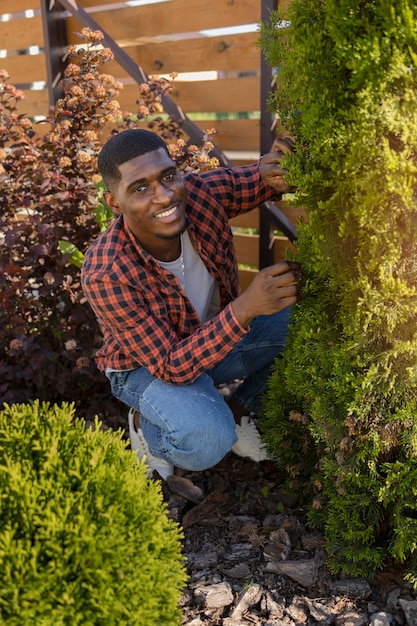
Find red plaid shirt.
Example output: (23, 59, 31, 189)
(81, 161, 278, 384)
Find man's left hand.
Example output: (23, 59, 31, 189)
(260, 137, 296, 195)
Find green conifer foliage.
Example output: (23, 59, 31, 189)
(0, 401, 187, 624)
(259, 0, 417, 581)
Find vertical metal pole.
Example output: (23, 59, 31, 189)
(260, 0, 278, 156)
(40, 0, 68, 105)
(259, 0, 278, 269)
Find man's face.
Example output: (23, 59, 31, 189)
(104, 147, 187, 259)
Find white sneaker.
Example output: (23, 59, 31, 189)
(128, 408, 174, 480)
(232, 415, 271, 462)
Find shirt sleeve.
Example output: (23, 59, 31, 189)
(84, 273, 248, 384)
(195, 161, 280, 219)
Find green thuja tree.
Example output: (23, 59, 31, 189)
(259, 0, 417, 582)
(0, 401, 187, 625)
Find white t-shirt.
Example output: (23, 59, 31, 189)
(159, 231, 220, 323)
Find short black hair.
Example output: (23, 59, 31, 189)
(98, 129, 170, 190)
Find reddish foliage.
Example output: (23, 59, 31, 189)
(0, 29, 217, 422)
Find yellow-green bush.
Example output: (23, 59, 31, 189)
(260, 0, 417, 583)
(0, 401, 187, 625)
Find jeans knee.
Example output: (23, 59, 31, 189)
(168, 422, 237, 472)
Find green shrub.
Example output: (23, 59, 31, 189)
(259, 0, 417, 583)
(0, 401, 187, 625)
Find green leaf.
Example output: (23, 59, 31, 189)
(58, 240, 84, 268)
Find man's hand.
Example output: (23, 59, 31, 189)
(232, 260, 302, 328)
(259, 136, 296, 195)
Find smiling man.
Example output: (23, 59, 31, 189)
(81, 129, 301, 480)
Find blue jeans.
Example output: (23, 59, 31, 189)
(106, 308, 290, 471)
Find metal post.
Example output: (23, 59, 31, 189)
(259, 0, 281, 269)
(260, 0, 278, 157)
(40, 0, 68, 105)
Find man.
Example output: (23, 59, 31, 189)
(81, 129, 301, 479)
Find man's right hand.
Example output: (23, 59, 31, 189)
(232, 261, 302, 328)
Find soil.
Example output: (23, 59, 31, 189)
(160, 453, 417, 626)
(100, 401, 417, 626)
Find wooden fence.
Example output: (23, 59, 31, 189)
(1, 0, 301, 289)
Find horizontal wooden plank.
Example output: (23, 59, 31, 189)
(1, 52, 47, 84)
(117, 76, 259, 115)
(231, 205, 306, 233)
(230, 209, 259, 231)
(233, 232, 296, 268)
(105, 32, 260, 77)
(99, 50, 260, 84)
(101, 119, 258, 154)
(4, 59, 259, 118)
(1, 0, 40, 14)
(96, 116, 258, 147)
(5, 45, 259, 104)
(169, 76, 259, 114)
(66, 0, 260, 42)
(193, 119, 260, 152)
(226, 156, 260, 166)
(14, 89, 50, 117)
(9, 92, 260, 157)
(0, 15, 43, 50)
(277, 199, 308, 226)
(238, 268, 257, 292)
(11, 104, 260, 167)
(233, 232, 258, 268)
(273, 236, 298, 261)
